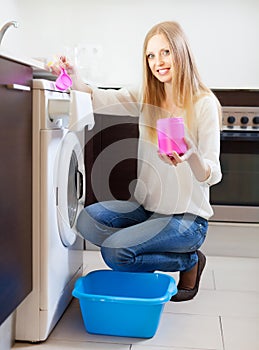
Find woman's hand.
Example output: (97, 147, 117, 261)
(157, 136, 210, 181)
(48, 56, 75, 76)
(158, 136, 210, 181)
(47, 56, 93, 94)
(157, 136, 193, 167)
(157, 151, 181, 167)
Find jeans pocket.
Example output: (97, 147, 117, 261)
(189, 219, 208, 251)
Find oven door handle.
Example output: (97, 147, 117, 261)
(221, 132, 259, 142)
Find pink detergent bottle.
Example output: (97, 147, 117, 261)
(157, 117, 187, 156)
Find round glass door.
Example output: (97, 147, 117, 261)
(56, 132, 85, 247)
(67, 151, 78, 228)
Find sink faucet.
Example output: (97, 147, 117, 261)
(0, 21, 19, 45)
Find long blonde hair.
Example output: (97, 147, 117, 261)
(141, 21, 215, 142)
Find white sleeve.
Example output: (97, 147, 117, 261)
(196, 96, 222, 186)
(92, 86, 141, 116)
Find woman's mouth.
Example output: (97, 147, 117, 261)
(157, 68, 170, 75)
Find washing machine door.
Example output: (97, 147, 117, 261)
(56, 132, 85, 247)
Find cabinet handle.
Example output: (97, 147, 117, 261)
(6, 83, 31, 91)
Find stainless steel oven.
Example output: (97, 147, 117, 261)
(210, 89, 259, 223)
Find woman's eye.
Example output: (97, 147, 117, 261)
(147, 53, 155, 60)
(162, 49, 170, 56)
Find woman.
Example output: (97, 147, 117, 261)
(52, 21, 222, 302)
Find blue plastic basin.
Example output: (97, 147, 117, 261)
(72, 269, 177, 338)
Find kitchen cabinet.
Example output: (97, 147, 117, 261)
(85, 113, 139, 205)
(0, 57, 32, 325)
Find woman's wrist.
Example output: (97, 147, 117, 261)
(186, 152, 210, 182)
(71, 73, 93, 94)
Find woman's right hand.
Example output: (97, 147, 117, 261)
(48, 56, 93, 94)
(48, 56, 75, 76)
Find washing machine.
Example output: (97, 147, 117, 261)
(15, 79, 94, 342)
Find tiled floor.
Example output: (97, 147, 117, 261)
(13, 251, 259, 350)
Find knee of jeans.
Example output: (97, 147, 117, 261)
(100, 246, 135, 271)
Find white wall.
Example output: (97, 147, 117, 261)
(0, 0, 19, 49)
(0, 0, 19, 23)
(1, 0, 259, 87)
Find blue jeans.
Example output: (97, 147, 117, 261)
(76, 200, 208, 273)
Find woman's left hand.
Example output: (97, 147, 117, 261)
(158, 136, 196, 167)
(158, 136, 211, 181)
(157, 151, 182, 167)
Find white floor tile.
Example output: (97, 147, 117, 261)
(222, 316, 259, 350)
(13, 340, 130, 349)
(132, 346, 217, 350)
(134, 312, 223, 349)
(212, 257, 259, 292)
(165, 289, 259, 318)
(83, 250, 107, 275)
(48, 298, 135, 345)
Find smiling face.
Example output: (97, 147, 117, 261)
(146, 34, 173, 84)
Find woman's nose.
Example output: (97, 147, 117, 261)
(155, 55, 164, 66)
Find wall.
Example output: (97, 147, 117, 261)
(1, 0, 259, 87)
(0, 0, 19, 24)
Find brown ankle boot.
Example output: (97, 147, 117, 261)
(177, 262, 198, 290)
(171, 250, 206, 302)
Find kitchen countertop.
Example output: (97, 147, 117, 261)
(0, 48, 46, 71)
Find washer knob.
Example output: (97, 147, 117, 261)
(240, 116, 249, 124)
(253, 116, 259, 124)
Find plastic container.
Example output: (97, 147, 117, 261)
(72, 270, 177, 338)
(55, 68, 72, 91)
(157, 117, 187, 156)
